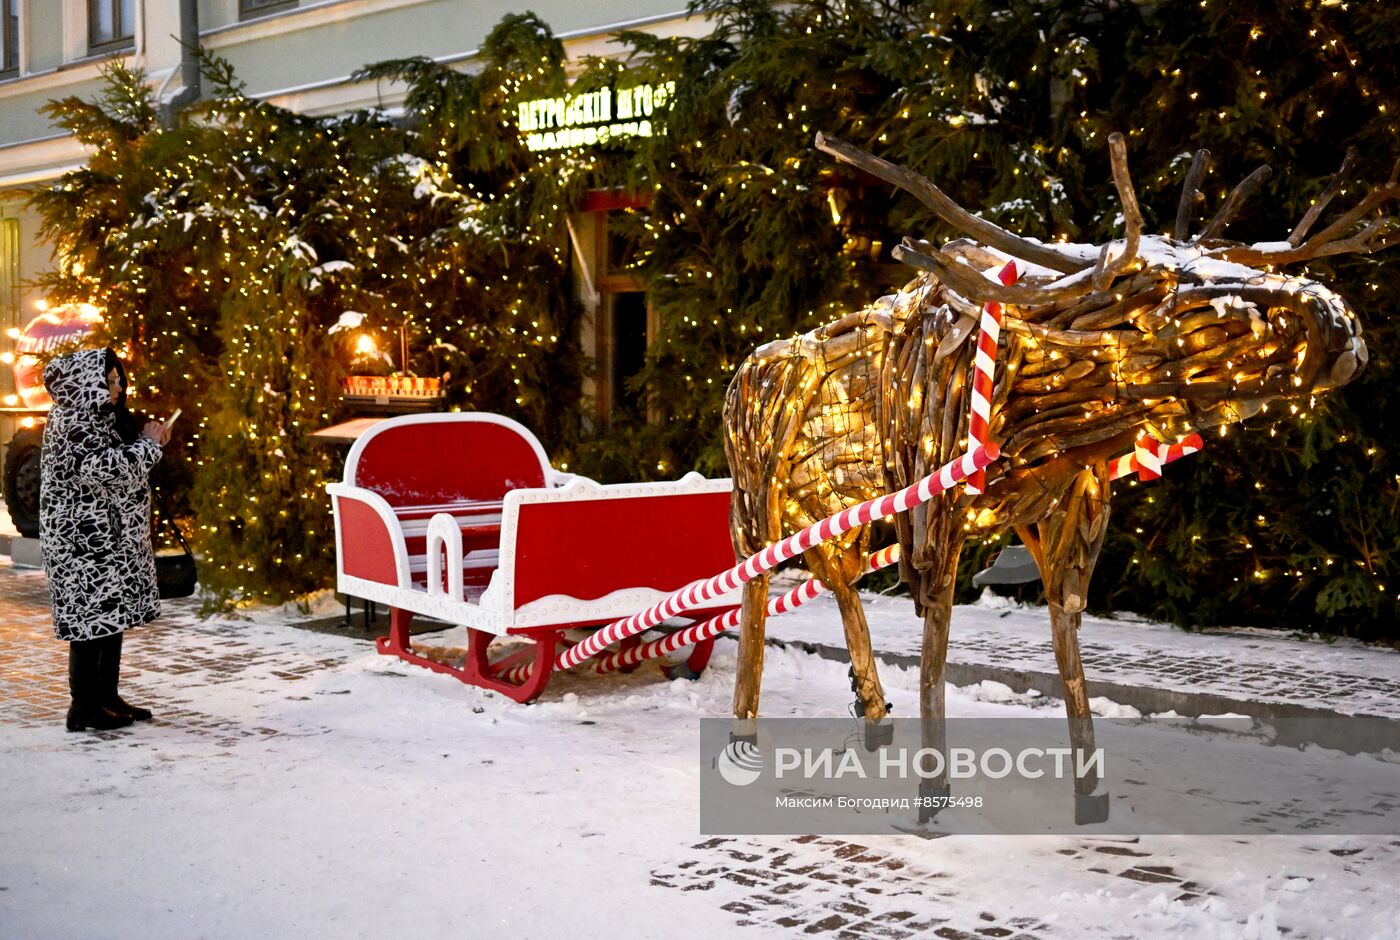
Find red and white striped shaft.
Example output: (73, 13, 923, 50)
(596, 610, 740, 676)
(496, 637, 581, 686)
(554, 443, 1000, 671)
(593, 544, 903, 675)
(1133, 432, 1163, 481)
(499, 660, 531, 686)
(1109, 432, 1204, 482)
(965, 261, 1020, 496)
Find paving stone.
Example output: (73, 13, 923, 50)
(0, 566, 341, 744)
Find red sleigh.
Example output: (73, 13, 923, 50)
(327, 413, 740, 702)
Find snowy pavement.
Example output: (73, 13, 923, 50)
(3, 562, 1400, 938)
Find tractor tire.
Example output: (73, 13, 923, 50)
(3, 426, 43, 538)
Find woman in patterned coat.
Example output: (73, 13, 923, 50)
(40, 348, 170, 732)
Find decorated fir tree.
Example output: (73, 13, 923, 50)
(592, 0, 1400, 636)
(29, 48, 584, 606)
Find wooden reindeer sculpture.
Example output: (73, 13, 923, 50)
(724, 131, 1395, 820)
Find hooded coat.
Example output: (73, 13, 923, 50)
(40, 348, 163, 641)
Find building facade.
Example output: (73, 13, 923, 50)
(0, 0, 707, 462)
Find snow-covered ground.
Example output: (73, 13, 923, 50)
(765, 578, 1400, 719)
(3, 573, 1399, 939)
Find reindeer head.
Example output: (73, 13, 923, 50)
(814, 133, 1397, 512)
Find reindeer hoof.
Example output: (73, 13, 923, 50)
(863, 717, 894, 751)
(917, 781, 952, 824)
(729, 717, 758, 745)
(1075, 790, 1111, 825)
(853, 697, 893, 719)
(662, 661, 702, 681)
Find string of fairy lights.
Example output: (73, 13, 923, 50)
(9, 2, 1397, 625)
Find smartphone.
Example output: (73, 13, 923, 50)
(164, 408, 182, 430)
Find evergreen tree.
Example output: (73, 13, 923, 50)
(1032, 0, 1400, 635)
(32, 63, 224, 522)
(354, 13, 590, 449)
(30, 46, 584, 605)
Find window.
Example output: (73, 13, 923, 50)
(1, 0, 17, 74)
(601, 214, 650, 420)
(608, 292, 650, 420)
(571, 193, 656, 426)
(240, 0, 297, 19)
(89, 0, 135, 50)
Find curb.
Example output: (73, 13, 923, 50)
(765, 635, 1400, 757)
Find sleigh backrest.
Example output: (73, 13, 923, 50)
(344, 413, 551, 507)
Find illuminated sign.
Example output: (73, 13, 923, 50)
(11, 303, 104, 409)
(517, 82, 676, 152)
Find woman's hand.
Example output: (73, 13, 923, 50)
(141, 421, 171, 446)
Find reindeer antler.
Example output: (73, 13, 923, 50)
(1287, 148, 1359, 245)
(815, 132, 1091, 275)
(818, 131, 1152, 305)
(1091, 133, 1145, 291)
(893, 238, 1096, 306)
(1205, 152, 1400, 266)
(1196, 164, 1273, 243)
(1174, 149, 1211, 241)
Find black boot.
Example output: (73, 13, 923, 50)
(67, 636, 134, 733)
(98, 632, 152, 721)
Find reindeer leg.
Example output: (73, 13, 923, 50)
(732, 572, 771, 737)
(833, 579, 892, 747)
(916, 537, 963, 822)
(1021, 465, 1112, 824)
(805, 542, 890, 748)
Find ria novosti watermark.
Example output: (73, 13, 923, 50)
(700, 716, 1400, 836)
(768, 743, 1103, 783)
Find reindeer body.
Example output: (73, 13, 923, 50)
(723, 133, 1386, 820)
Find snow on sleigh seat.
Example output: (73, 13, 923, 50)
(327, 413, 740, 702)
